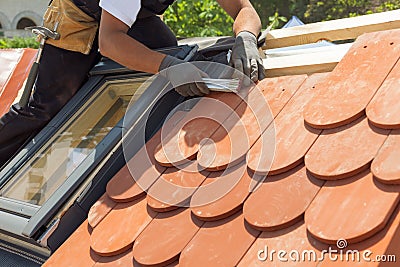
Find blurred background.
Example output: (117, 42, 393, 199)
(0, 0, 399, 48)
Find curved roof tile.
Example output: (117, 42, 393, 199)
(43, 29, 400, 267)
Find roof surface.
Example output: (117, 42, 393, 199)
(0, 48, 36, 116)
(43, 29, 400, 266)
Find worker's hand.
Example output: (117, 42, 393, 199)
(230, 31, 265, 85)
(159, 55, 210, 97)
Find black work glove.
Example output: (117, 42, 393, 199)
(159, 55, 210, 97)
(230, 31, 266, 85)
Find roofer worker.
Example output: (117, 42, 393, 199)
(0, 0, 265, 167)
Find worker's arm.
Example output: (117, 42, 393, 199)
(216, 0, 261, 37)
(99, 10, 207, 96)
(216, 0, 265, 83)
(99, 10, 166, 74)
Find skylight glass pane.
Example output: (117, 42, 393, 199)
(0, 75, 150, 205)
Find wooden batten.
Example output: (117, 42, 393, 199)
(263, 9, 400, 49)
(263, 43, 352, 77)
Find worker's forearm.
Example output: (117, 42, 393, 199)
(233, 6, 261, 37)
(99, 30, 166, 74)
(217, 0, 261, 37)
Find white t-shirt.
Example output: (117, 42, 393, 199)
(99, 0, 141, 27)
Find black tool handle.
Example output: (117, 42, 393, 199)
(18, 62, 39, 108)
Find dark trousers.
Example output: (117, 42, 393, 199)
(0, 15, 177, 167)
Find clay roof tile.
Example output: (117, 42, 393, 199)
(44, 29, 400, 267)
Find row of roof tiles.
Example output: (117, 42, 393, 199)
(44, 29, 400, 266)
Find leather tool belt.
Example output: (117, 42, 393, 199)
(42, 0, 176, 55)
(43, 0, 98, 54)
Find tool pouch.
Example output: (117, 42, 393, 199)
(43, 0, 98, 54)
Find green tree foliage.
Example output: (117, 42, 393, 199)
(163, 0, 234, 37)
(304, 0, 400, 22)
(1, 0, 399, 46)
(163, 0, 300, 37)
(250, 0, 308, 28)
(0, 36, 39, 49)
(251, 0, 400, 26)
(304, 0, 373, 22)
(376, 0, 400, 12)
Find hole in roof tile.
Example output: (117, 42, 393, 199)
(363, 45, 368, 48)
(390, 42, 394, 45)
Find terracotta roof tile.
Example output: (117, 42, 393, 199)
(303, 30, 400, 129)
(90, 197, 155, 256)
(44, 29, 400, 266)
(106, 132, 166, 203)
(106, 111, 188, 203)
(154, 92, 247, 167)
(190, 160, 251, 221)
(0, 48, 36, 116)
(247, 73, 328, 175)
(94, 250, 134, 267)
(88, 193, 116, 228)
(305, 117, 388, 180)
(238, 220, 329, 267)
(319, 204, 400, 267)
(43, 221, 100, 267)
(244, 164, 323, 231)
(366, 60, 400, 129)
(132, 208, 202, 266)
(146, 167, 209, 212)
(179, 212, 258, 267)
(305, 170, 400, 244)
(371, 130, 400, 184)
(198, 75, 306, 171)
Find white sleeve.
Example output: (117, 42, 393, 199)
(99, 0, 141, 27)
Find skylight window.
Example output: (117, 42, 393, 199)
(0, 76, 150, 205)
